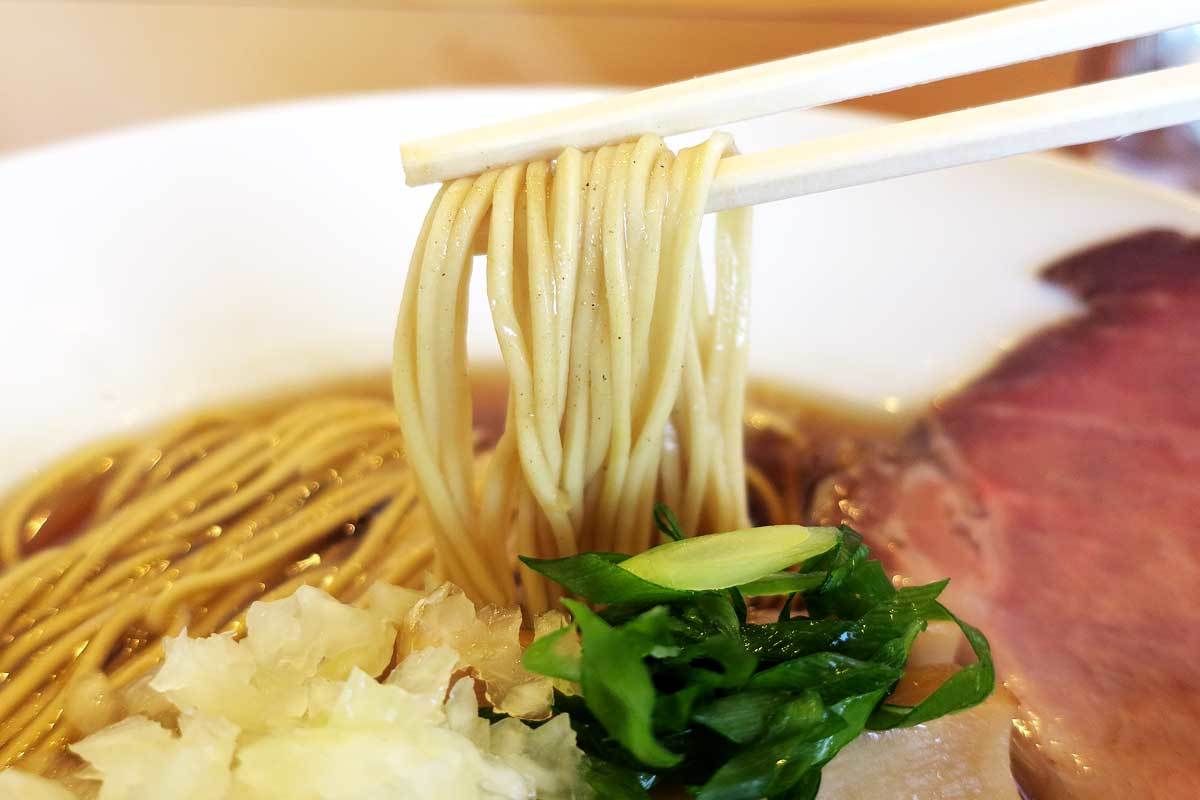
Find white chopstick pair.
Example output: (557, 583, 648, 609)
(401, 0, 1200, 212)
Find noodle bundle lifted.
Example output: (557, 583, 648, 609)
(393, 134, 753, 612)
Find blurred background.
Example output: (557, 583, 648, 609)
(1, 0, 1196, 188)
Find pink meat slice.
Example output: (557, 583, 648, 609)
(814, 231, 1200, 798)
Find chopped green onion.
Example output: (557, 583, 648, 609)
(518, 512, 994, 800)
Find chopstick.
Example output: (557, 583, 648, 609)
(401, 0, 1200, 187)
(705, 62, 1200, 212)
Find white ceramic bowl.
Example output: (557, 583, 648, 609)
(2, 88, 1199, 487)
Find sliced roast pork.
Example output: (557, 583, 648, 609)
(811, 231, 1200, 799)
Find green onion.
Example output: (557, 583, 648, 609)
(736, 571, 826, 598)
(518, 516, 995, 799)
(617, 525, 839, 591)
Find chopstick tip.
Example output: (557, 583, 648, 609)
(400, 143, 434, 187)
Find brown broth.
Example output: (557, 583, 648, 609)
(739, 381, 907, 527)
